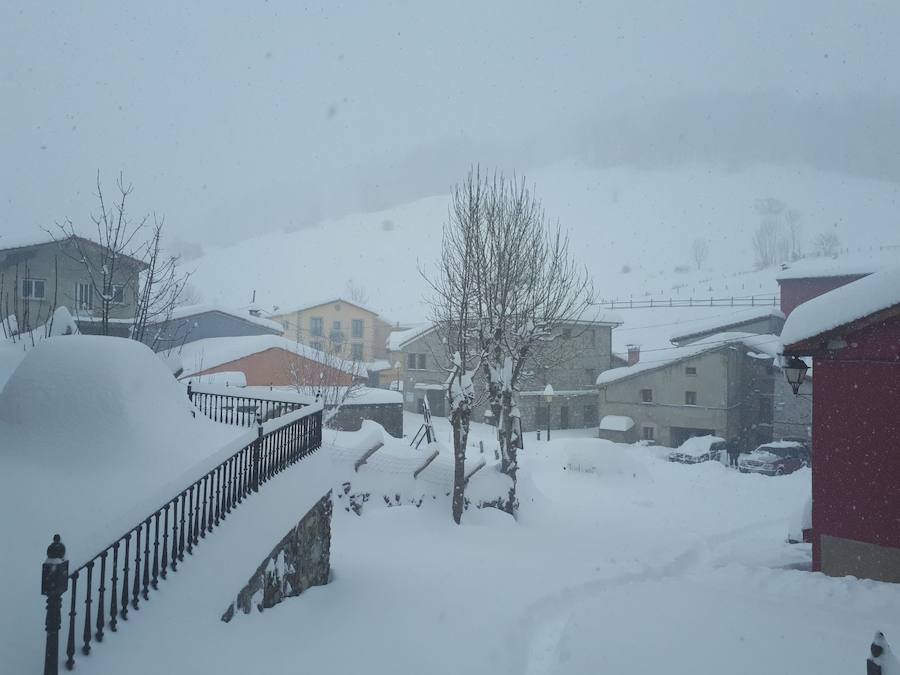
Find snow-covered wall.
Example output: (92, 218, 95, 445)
(221, 492, 332, 621)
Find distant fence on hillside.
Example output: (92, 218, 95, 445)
(40, 391, 323, 674)
(597, 295, 779, 310)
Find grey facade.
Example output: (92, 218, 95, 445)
(670, 311, 785, 346)
(0, 236, 143, 337)
(597, 344, 775, 451)
(144, 308, 283, 352)
(773, 370, 812, 443)
(390, 320, 617, 431)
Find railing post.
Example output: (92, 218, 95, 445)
(42, 534, 69, 675)
(187, 381, 193, 403)
(253, 414, 263, 492)
(868, 632, 892, 675)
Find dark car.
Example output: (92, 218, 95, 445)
(668, 435, 727, 464)
(739, 441, 810, 476)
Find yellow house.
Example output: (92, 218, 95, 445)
(270, 298, 395, 363)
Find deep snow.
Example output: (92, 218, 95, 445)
(7, 411, 896, 675)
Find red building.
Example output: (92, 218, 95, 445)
(781, 265, 900, 582)
(776, 260, 874, 317)
(170, 335, 362, 388)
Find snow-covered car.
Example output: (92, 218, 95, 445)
(667, 435, 726, 464)
(739, 441, 810, 476)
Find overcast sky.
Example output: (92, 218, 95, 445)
(2, 1, 899, 250)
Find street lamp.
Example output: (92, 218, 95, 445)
(543, 384, 555, 441)
(783, 355, 809, 395)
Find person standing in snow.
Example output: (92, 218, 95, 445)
(728, 439, 741, 468)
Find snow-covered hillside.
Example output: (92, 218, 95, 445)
(189, 161, 900, 336)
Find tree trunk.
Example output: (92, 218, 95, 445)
(497, 390, 518, 514)
(451, 411, 469, 524)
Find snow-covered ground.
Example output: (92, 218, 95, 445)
(9, 411, 895, 675)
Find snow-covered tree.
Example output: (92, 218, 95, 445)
(467, 170, 593, 513)
(423, 171, 484, 523)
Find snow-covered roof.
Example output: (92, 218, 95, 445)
(781, 265, 900, 349)
(775, 257, 879, 282)
(388, 323, 434, 351)
(599, 415, 634, 432)
(0, 233, 148, 267)
(597, 332, 781, 386)
(170, 335, 366, 378)
(272, 297, 386, 320)
(366, 359, 394, 372)
(163, 304, 284, 333)
(669, 306, 784, 343)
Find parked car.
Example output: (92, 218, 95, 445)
(739, 441, 810, 476)
(667, 435, 727, 464)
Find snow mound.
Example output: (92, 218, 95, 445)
(0, 335, 196, 442)
(562, 439, 647, 479)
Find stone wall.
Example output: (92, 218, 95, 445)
(221, 492, 332, 622)
(327, 402, 403, 438)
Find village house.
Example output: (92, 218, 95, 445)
(387, 314, 622, 431)
(596, 332, 778, 449)
(169, 334, 363, 388)
(270, 298, 396, 363)
(0, 234, 146, 337)
(781, 265, 900, 583)
(142, 304, 284, 352)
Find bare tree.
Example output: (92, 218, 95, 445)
(811, 231, 841, 257)
(422, 170, 484, 524)
(288, 344, 365, 417)
(467, 170, 593, 513)
(690, 238, 709, 270)
(785, 209, 804, 261)
(50, 172, 189, 340)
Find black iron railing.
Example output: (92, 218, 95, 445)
(42, 402, 323, 673)
(187, 382, 308, 426)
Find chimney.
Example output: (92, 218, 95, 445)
(627, 344, 640, 366)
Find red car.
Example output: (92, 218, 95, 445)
(739, 441, 810, 476)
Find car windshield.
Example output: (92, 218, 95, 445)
(3, 4, 897, 674)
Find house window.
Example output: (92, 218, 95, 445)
(641, 426, 656, 441)
(21, 278, 46, 300)
(417, 353, 427, 370)
(587, 329, 596, 346)
(585, 368, 596, 384)
(310, 341, 324, 352)
(685, 366, 697, 376)
(351, 319, 364, 338)
(562, 328, 572, 339)
(110, 284, 125, 304)
(333, 320, 341, 330)
(407, 353, 418, 369)
(640, 388, 653, 403)
(75, 282, 93, 309)
(685, 391, 697, 405)
(351, 343, 364, 360)
(310, 317, 324, 337)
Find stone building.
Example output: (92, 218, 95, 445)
(596, 332, 778, 450)
(386, 314, 622, 431)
